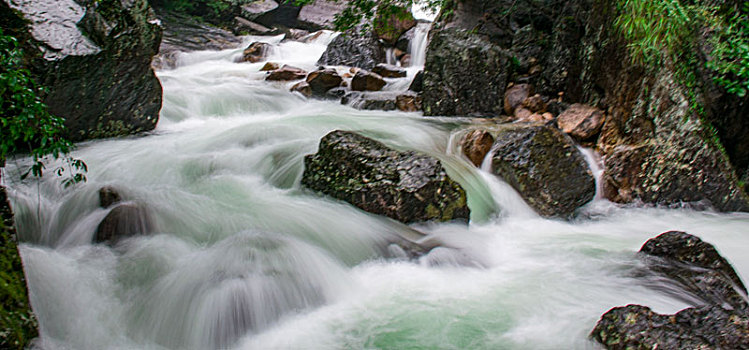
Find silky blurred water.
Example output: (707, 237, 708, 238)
(4, 30, 749, 350)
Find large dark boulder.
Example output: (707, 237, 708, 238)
(301, 130, 470, 224)
(2, 0, 163, 142)
(592, 304, 749, 350)
(316, 30, 385, 70)
(592, 231, 749, 349)
(95, 202, 153, 244)
(490, 123, 595, 217)
(422, 28, 508, 116)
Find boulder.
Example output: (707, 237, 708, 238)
(503, 84, 532, 115)
(491, 124, 595, 217)
(351, 70, 386, 91)
(592, 304, 749, 350)
(239, 42, 272, 63)
(290, 81, 312, 98)
(297, 0, 347, 30)
(372, 63, 407, 78)
(399, 54, 412, 67)
(396, 94, 422, 112)
(640, 231, 747, 309)
(522, 94, 547, 113)
(556, 103, 604, 141)
(260, 62, 280, 71)
(395, 25, 417, 52)
(513, 107, 532, 121)
(302, 130, 470, 223)
(266, 65, 307, 81)
(234, 17, 278, 35)
(373, 6, 417, 46)
(95, 203, 153, 244)
(409, 70, 424, 92)
(99, 186, 122, 208)
(317, 29, 385, 70)
(461, 130, 494, 167)
(591, 231, 749, 349)
(306, 68, 343, 95)
(422, 28, 508, 116)
(240, 0, 279, 21)
(2, 0, 162, 142)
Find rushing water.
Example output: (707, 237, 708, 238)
(4, 30, 749, 350)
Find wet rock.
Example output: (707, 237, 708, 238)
(99, 187, 122, 208)
(286, 29, 311, 41)
(240, 0, 279, 21)
(302, 130, 470, 223)
(640, 231, 748, 309)
(260, 62, 280, 71)
(504, 84, 532, 115)
(399, 54, 412, 67)
(395, 25, 417, 52)
(95, 203, 153, 244)
(290, 81, 312, 98)
(351, 70, 386, 91)
(374, 6, 417, 46)
(491, 124, 595, 217)
(306, 68, 343, 95)
(396, 94, 422, 112)
(422, 28, 508, 116)
(341, 92, 396, 111)
(239, 42, 272, 63)
(409, 70, 424, 93)
(266, 65, 307, 81)
(522, 94, 546, 113)
(592, 304, 749, 350)
(461, 129, 494, 167)
(372, 63, 407, 78)
(326, 87, 348, 99)
(3, 0, 162, 142)
(557, 103, 604, 141)
(317, 29, 385, 70)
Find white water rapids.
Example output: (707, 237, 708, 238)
(4, 30, 749, 350)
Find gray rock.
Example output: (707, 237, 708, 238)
(422, 28, 508, 116)
(297, 0, 347, 30)
(491, 123, 595, 217)
(317, 30, 385, 70)
(240, 0, 279, 21)
(302, 130, 470, 223)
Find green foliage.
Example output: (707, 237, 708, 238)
(705, 4, 749, 97)
(0, 30, 86, 186)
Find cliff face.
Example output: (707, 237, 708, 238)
(1, 0, 163, 142)
(423, 0, 749, 211)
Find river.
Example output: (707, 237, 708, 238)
(4, 29, 749, 350)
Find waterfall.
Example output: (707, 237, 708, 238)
(409, 22, 431, 67)
(4, 30, 749, 350)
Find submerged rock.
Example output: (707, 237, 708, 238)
(239, 42, 272, 63)
(302, 130, 470, 223)
(95, 203, 153, 244)
(491, 124, 595, 217)
(317, 29, 385, 70)
(3, 0, 162, 142)
(266, 65, 307, 81)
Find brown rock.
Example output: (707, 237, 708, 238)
(522, 94, 546, 113)
(372, 63, 407, 78)
(260, 62, 279, 71)
(557, 103, 605, 140)
(461, 129, 494, 167)
(351, 70, 386, 91)
(290, 81, 312, 97)
(542, 112, 554, 121)
(400, 54, 411, 67)
(99, 186, 122, 208)
(514, 107, 532, 121)
(503, 83, 532, 115)
(306, 68, 342, 95)
(238, 42, 271, 63)
(266, 65, 307, 81)
(395, 94, 422, 112)
(95, 203, 153, 244)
